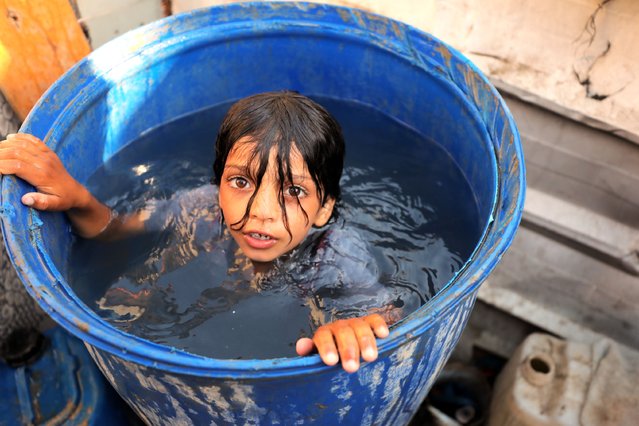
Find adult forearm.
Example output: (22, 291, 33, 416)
(66, 188, 149, 241)
(66, 187, 112, 238)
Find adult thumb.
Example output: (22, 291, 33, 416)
(21, 192, 61, 211)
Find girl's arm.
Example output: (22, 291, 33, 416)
(293, 224, 401, 373)
(0, 133, 145, 239)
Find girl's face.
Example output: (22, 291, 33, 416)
(218, 137, 335, 266)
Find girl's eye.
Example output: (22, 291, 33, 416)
(286, 185, 306, 198)
(229, 177, 251, 190)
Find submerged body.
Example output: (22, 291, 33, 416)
(93, 184, 405, 358)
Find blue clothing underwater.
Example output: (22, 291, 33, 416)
(96, 184, 406, 352)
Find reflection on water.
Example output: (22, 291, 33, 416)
(69, 98, 481, 359)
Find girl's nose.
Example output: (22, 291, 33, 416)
(250, 185, 279, 221)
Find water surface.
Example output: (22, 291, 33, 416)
(69, 98, 482, 359)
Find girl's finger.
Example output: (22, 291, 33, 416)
(332, 321, 360, 373)
(312, 327, 339, 366)
(364, 314, 389, 338)
(295, 337, 315, 356)
(350, 318, 378, 362)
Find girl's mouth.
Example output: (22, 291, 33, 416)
(243, 231, 278, 249)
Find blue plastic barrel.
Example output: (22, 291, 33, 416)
(0, 327, 134, 425)
(1, 2, 524, 424)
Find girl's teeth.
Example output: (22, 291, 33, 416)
(250, 233, 270, 240)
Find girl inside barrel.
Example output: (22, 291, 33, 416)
(0, 91, 404, 373)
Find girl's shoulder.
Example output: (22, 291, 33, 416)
(313, 219, 371, 259)
(279, 219, 378, 288)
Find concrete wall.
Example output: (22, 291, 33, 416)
(75, 0, 166, 48)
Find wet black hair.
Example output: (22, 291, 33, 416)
(212, 91, 345, 238)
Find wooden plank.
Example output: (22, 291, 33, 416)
(478, 225, 639, 351)
(0, 0, 91, 120)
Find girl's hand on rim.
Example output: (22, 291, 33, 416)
(296, 314, 389, 373)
